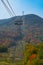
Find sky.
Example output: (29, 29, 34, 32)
(0, 0, 43, 19)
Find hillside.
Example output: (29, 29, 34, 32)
(0, 14, 43, 64)
(0, 14, 43, 46)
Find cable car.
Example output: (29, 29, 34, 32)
(14, 18, 23, 25)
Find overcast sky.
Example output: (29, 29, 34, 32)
(0, 0, 43, 19)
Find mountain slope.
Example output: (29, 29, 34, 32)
(0, 14, 43, 46)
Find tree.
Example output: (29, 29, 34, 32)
(0, 45, 8, 53)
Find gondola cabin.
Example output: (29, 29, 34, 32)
(14, 18, 23, 25)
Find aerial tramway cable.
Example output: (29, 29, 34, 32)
(1, 0, 13, 16)
(1, 0, 23, 25)
(6, 0, 16, 16)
